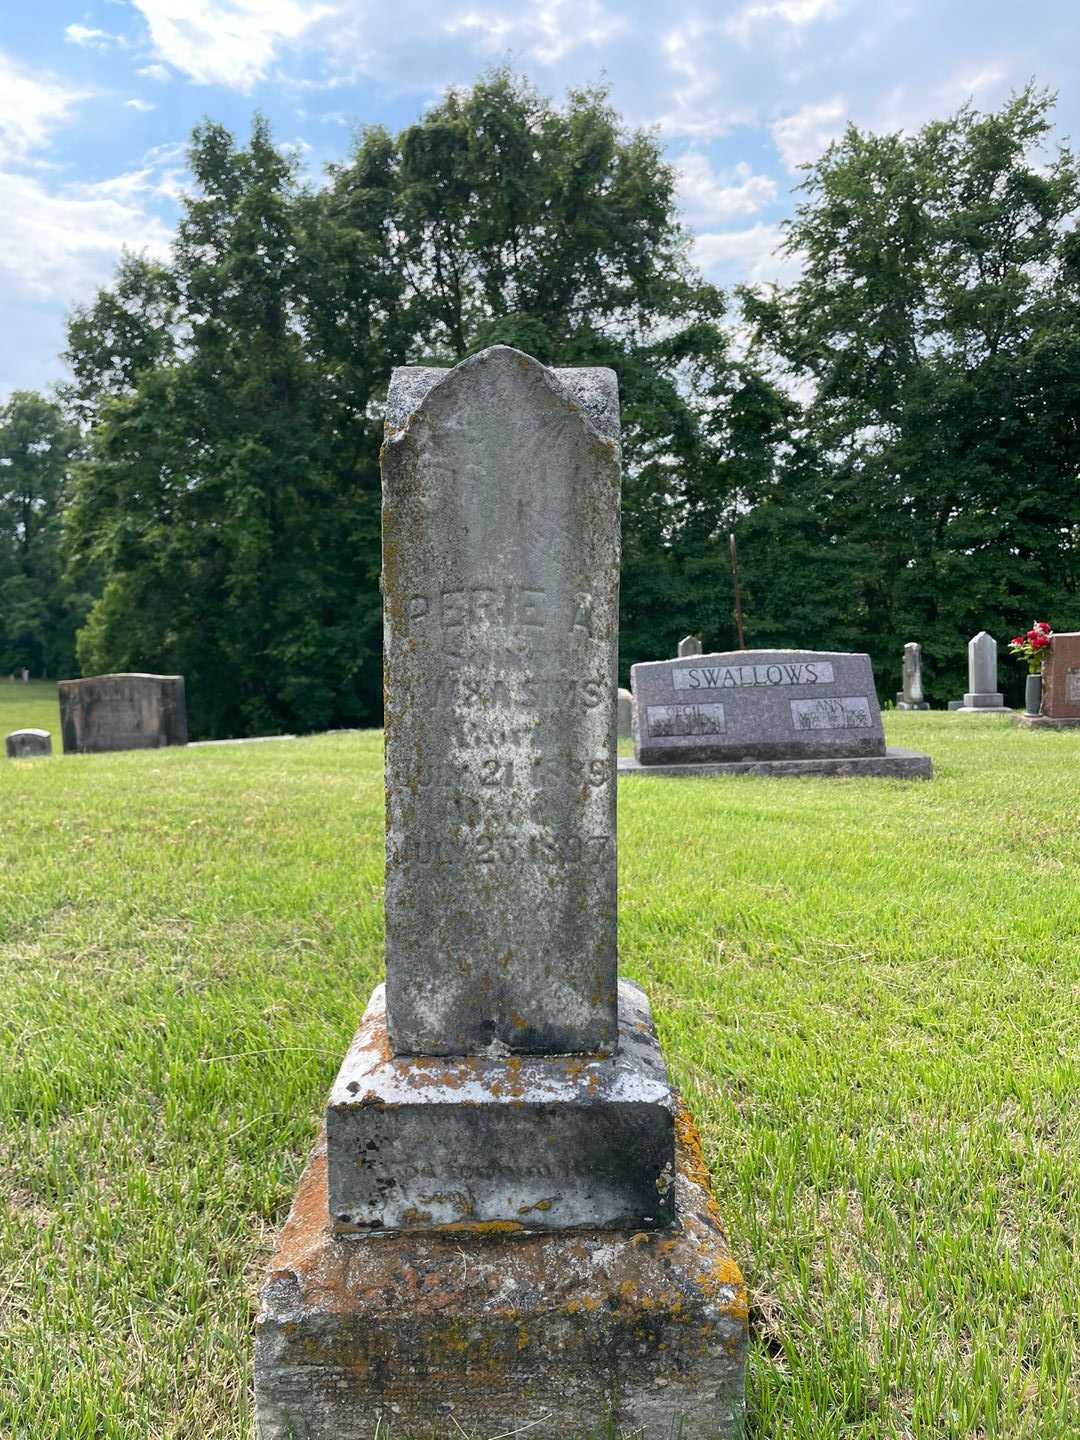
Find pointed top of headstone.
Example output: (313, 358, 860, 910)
(386, 345, 621, 448)
(677, 635, 703, 658)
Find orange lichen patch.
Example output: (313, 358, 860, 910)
(436, 1219, 524, 1234)
(516, 1199, 555, 1216)
(674, 1098, 732, 1234)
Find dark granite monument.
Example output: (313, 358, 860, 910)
(58, 673, 187, 754)
(5, 728, 51, 758)
(1017, 631, 1080, 730)
(254, 347, 747, 1439)
(622, 648, 932, 778)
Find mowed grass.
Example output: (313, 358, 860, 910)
(0, 680, 62, 740)
(1, 703, 1078, 1439)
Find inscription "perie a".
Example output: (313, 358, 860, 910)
(406, 583, 599, 644)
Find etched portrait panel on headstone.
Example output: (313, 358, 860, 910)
(630, 649, 886, 765)
(381, 347, 621, 1057)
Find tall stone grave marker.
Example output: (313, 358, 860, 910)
(678, 634, 703, 658)
(621, 648, 932, 778)
(951, 631, 1007, 712)
(58, 673, 187, 753)
(5, 729, 51, 758)
(255, 348, 747, 1439)
(617, 685, 634, 738)
(896, 641, 929, 709)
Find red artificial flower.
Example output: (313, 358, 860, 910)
(1036, 621, 1052, 633)
(1011, 635, 1025, 645)
(1032, 632, 1050, 648)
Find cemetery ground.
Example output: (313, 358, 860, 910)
(1, 701, 1077, 1440)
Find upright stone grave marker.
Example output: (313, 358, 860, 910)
(952, 631, 1007, 712)
(5, 729, 51, 758)
(621, 648, 932, 778)
(58, 673, 187, 753)
(1018, 631, 1080, 729)
(896, 642, 929, 709)
(617, 685, 634, 739)
(255, 347, 748, 1440)
(678, 633, 703, 658)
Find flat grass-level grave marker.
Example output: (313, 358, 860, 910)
(5, 728, 51, 758)
(621, 648, 933, 779)
(58, 673, 188, 753)
(254, 345, 748, 1439)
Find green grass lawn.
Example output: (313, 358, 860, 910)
(0, 680, 61, 740)
(1, 702, 1077, 1438)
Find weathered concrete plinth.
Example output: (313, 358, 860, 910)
(950, 706, 1012, 716)
(618, 746, 932, 780)
(328, 981, 675, 1234)
(1013, 714, 1080, 731)
(255, 1100, 747, 1440)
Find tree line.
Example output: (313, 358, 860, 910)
(2, 74, 1077, 732)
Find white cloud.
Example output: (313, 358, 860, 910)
(136, 63, 172, 82)
(132, 0, 330, 91)
(728, 0, 841, 39)
(772, 97, 846, 172)
(677, 156, 777, 225)
(64, 24, 126, 50)
(654, 23, 756, 138)
(444, 0, 626, 66)
(693, 223, 803, 287)
(125, 98, 157, 111)
(0, 169, 172, 302)
(0, 51, 87, 166)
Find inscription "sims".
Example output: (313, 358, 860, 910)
(673, 662, 835, 691)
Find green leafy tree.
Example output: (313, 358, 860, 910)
(66, 118, 397, 736)
(66, 75, 788, 730)
(0, 392, 85, 677)
(740, 87, 1080, 702)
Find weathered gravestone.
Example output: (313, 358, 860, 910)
(254, 347, 747, 1440)
(617, 685, 633, 739)
(5, 728, 51, 758)
(678, 633, 703, 658)
(896, 642, 929, 710)
(620, 649, 932, 778)
(951, 631, 1007, 713)
(58, 673, 187, 754)
(1017, 631, 1080, 729)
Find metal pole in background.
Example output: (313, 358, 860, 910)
(730, 531, 746, 650)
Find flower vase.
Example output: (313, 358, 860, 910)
(1025, 672, 1042, 717)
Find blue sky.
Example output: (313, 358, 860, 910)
(2, 0, 1079, 398)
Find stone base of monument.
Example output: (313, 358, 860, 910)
(327, 981, 675, 1234)
(1013, 714, 1080, 730)
(255, 1099, 747, 1440)
(895, 694, 929, 711)
(618, 746, 933, 780)
(950, 704, 1012, 715)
